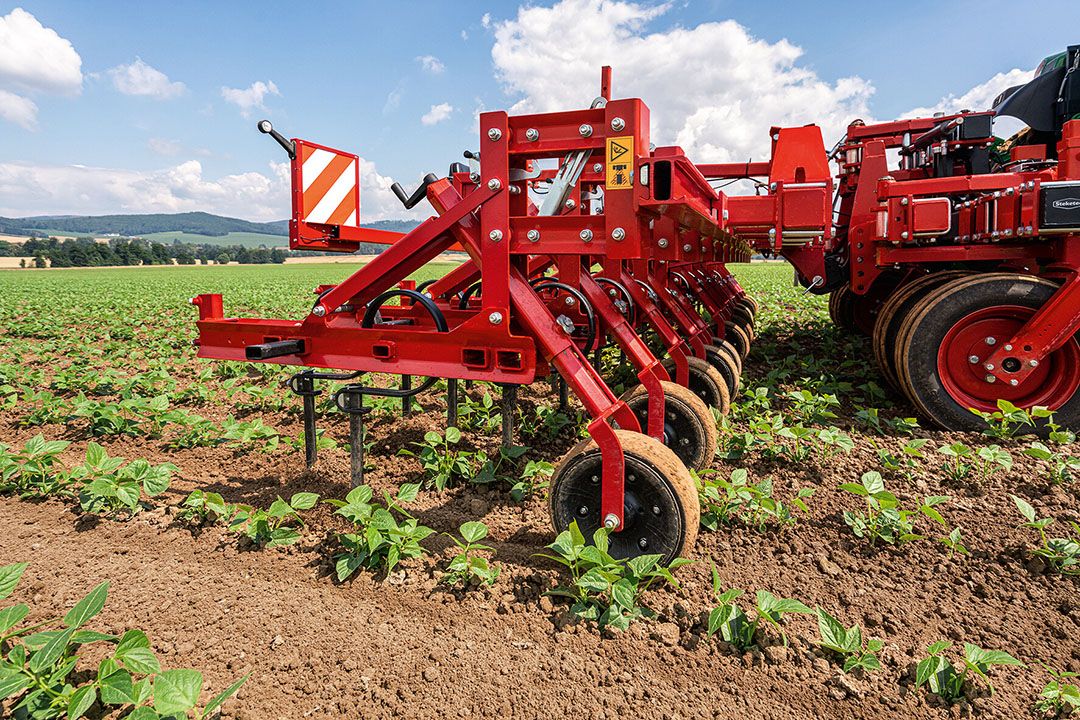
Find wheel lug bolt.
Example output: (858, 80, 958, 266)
(985, 337, 996, 345)
(1009, 379, 1018, 386)
(679, 438, 690, 446)
(577, 506, 589, 517)
(651, 505, 661, 516)
(984, 363, 995, 371)
(968, 355, 979, 364)
(590, 475, 599, 484)
(638, 538, 648, 550)
(1029, 360, 1039, 368)
(985, 374, 996, 383)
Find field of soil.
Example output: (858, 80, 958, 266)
(0, 262, 1077, 719)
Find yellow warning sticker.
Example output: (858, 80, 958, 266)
(606, 136, 633, 189)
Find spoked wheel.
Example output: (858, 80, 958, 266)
(549, 429, 699, 563)
(872, 270, 970, 390)
(662, 355, 731, 414)
(894, 274, 1080, 431)
(621, 381, 718, 471)
(723, 321, 751, 359)
(704, 343, 740, 399)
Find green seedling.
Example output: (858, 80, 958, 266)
(1035, 664, 1080, 717)
(697, 468, 812, 532)
(72, 442, 176, 517)
(511, 459, 553, 502)
(442, 521, 499, 588)
(815, 607, 883, 673)
(1012, 494, 1080, 575)
(970, 399, 1051, 439)
(400, 428, 475, 491)
(175, 489, 242, 526)
(939, 527, 970, 557)
(325, 483, 433, 579)
(937, 442, 974, 482)
(1023, 442, 1080, 485)
(915, 641, 1023, 701)
(537, 521, 689, 631)
(0, 434, 72, 498)
(839, 471, 948, 545)
(233, 492, 319, 548)
(706, 568, 812, 650)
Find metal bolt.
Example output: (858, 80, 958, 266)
(638, 538, 648, 550)
(901, 197, 909, 206)
(611, 227, 625, 241)
(658, 238, 669, 248)
(488, 311, 503, 325)
(592, 163, 603, 173)
(577, 506, 588, 517)
(487, 128, 502, 141)
(578, 123, 593, 138)
(985, 337, 996, 346)
(610, 117, 625, 131)
(469, 172, 480, 184)
(984, 363, 995, 371)
(1009, 379, 1019, 386)
(489, 229, 503, 242)
(1029, 359, 1039, 368)
(768, 228, 776, 237)
(651, 505, 661, 516)
(985, 374, 996, 383)
(526, 229, 540, 242)
(580, 229, 593, 242)
(487, 178, 501, 191)
(682, 243, 692, 252)
(901, 231, 909, 240)
(603, 513, 619, 529)
(564, 296, 575, 306)
(968, 355, 979, 364)
(564, 198, 576, 210)
(312, 305, 327, 317)
(525, 128, 539, 141)
(1004, 344, 1013, 351)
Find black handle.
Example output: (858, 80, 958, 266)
(390, 173, 439, 209)
(257, 120, 295, 159)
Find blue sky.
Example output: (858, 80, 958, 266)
(1, 0, 1077, 221)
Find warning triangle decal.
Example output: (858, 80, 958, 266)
(609, 141, 629, 162)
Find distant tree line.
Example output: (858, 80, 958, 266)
(0, 237, 291, 267)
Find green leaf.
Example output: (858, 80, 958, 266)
(0, 562, 28, 601)
(289, 492, 319, 510)
(200, 673, 250, 720)
(100, 668, 135, 705)
(64, 581, 109, 629)
(444, 427, 462, 444)
(610, 578, 636, 610)
(30, 627, 73, 673)
(815, 607, 848, 653)
(127, 706, 160, 720)
(119, 647, 161, 675)
(0, 673, 32, 702)
(926, 640, 952, 656)
(1011, 494, 1036, 523)
(153, 668, 203, 716)
(67, 684, 96, 720)
(0, 603, 29, 633)
(838, 483, 867, 496)
(115, 628, 151, 654)
(459, 521, 488, 543)
(578, 568, 611, 593)
(396, 483, 420, 503)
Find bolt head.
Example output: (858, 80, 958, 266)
(577, 506, 588, 517)
(564, 198, 576, 209)
(487, 128, 502, 141)
(579, 229, 593, 242)
(469, 172, 480, 184)
(488, 311, 503, 325)
(525, 128, 539, 141)
(682, 243, 692, 252)
(1004, 344, 1013, 351)
(488, 229, 503, 242)
(592, 162, 603, 173)
(1009, 379, 1019, 386)
(638, 538, 649, 550)
(651, 505, 661, 516)
(526, 229, 540, 242)
(985, 337, 997, 345)
(610, 117, 625, 131)
(1029, 359, 1039, 368)
(563, 296, 575, 306)
(611, 227, 625, 241)
(603, 513, 620, 530)
(968, 355, 979, 364)
(578, 123, 593, 138)
(657, 238, 669, 248)
(984, 363, 995, 371)
(985, 374, 996, 383)
(487, 178, 502, 191)
(312, 305, 327, 317)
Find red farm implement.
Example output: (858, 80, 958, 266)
(191, 49, 1080, 561)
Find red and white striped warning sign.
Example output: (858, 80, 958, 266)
(298, 142, 360, 227)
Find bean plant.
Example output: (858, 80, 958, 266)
(707, 566, 812, 650)
(839, 471, 948, 545)
(325, 483, 433, 579)
(1036, 664, 1080, 717)
(1011, 495, 1080, 575)
(697, 468, 813, 532)
(815, 607, 883, 673)
(233, 492, 319, 548)
(0, 563, 247, 720)
(915, 641, 1023, 701)
(72, 442, 176, 517)
(442, 521, 499, 588)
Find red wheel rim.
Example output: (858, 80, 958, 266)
(938, 306, 1080, 412)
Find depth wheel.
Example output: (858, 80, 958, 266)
(704, 343, 740, 399)
(549, 429, 699, 563)
(731, 305, 755, 335)
(873, 271, 970, 390)
(829, 286, 857, 333)
(723, 321, 751, 359)
(621, 381, 717, 471)
(711, 338, 743, 375)
(662, 355, 731, 414)
(894, 274, 1080, 431)
(738, 296, 759, 315)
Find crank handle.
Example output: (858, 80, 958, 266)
(391, 173, 440, 209)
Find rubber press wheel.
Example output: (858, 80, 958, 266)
(894, 273, 1080, 431)
(872, 271, 970, 390)
(621, 381, 718, 471)
(704, 343, 740, 398)
(711, 338, 743, 376)
(662, 355, 731, 414)
(829, 286, 857, 333)
(723, 321, 752, 359)
(549, 429, 699, 563)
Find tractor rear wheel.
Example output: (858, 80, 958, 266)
(549, 429, 699, 563)
(662, 355, 731, 415)
(894, 274, 1080, 430)
(873, 271, 970, 390)
(621, 381, 718, 471)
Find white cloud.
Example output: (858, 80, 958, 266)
(221, 80, 280, 117)
(0, 157, 414, 223)
(0, 8, 82, 95)
(416, 55, 445, 74)
(481, 13, 492, 29)
(903, 68, 1034, 118)
(108, 58, 186, 99)
(383, 85, 403, 114)
(147, 137, 182, 156)
(461, 30, 469, 41)
(0, 89, 38, 130)
(490, 0, 873, 163)
(421, 102, 454, 126)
